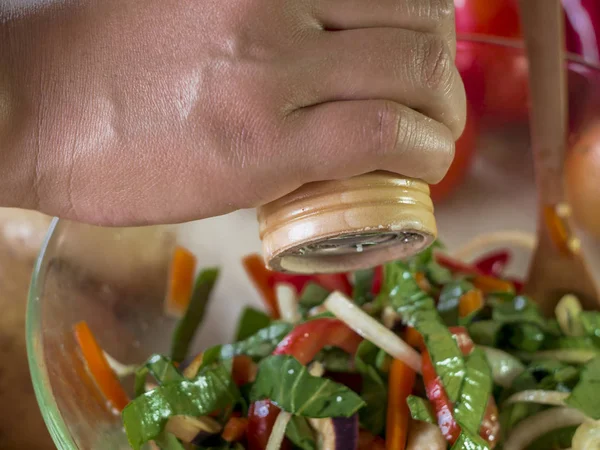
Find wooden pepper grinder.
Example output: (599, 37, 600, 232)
(257, 171, 437, 273)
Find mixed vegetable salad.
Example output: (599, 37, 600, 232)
(74, 242, 600, 450)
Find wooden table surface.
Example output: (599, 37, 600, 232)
(0, 208, 54, 448)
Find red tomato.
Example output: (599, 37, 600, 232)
(430, 103, 479, 203)
(246, 400, 291, 450)
(455, 0, 521, 38)
(273, 318, 363, 364)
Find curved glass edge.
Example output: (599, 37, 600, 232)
(26, 218, 77, 450)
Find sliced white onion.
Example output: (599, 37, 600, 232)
(308, 361, 325, 378)
(266, 411, 292, 450)
(480, 346, 525, 388)
(324, 292, 421, 373)
(503, 407, 588, 450)
(515, 349, 599, 364)
(382, 306, 399, 329)
(451, 230, 536, 261)
(572, 420, 600, 450)
(103, 351, 137, 378)
(505, 390, 569, 407)
(275, 283, 301, 324)
(555, 294, 585, 337)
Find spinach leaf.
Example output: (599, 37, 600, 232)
(580, 312, 600, 338)
(122, 364, 239, 450)
(352, 269, 375, 306)
(315, 347, 354, 373)
(134, 367, 149, 398)
(234, 307, 271, 341)
(220, 322, 293, 361)
(171, 269, 219, 363)
(468, 320, 503, 347)
(407, 395, 435, 424)
(144, 354, 184, 383)
(491, 295, 547, 330)
(407, 241, 453, 285)
(453, 349, 492, 435)
(508, 323, 545, 352)
(154, 432, 185, 450)
(565, 356, 600, 419)
(451, 428, 490, 450)
(437, 279, 474, 326)
(384, 261, 465, 403)
(250, 355, 365, 418)
(543, 336, 600, 351)
(285, 416, 316, 450)
(298, 283, 330, 315)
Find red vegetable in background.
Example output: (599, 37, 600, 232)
(455, 0, 521, 39)
(247, 400, 291, 450)
(430, 103, 479, 203)
(473, 250, 510, 277)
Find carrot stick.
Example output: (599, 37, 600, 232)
(472, 275, 514, 294)
(73, 321, 129, 411)
(165, 246, 197, 317)
(222, 417, 249, 442)
(414, 272, 431, 292)
(386, 359, 417, 450)
(242, 253, 280, 318)
(458, 289, 485, 318)
(404, 327, 424, 351)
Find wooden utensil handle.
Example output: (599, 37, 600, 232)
(519, 0, 567, 206)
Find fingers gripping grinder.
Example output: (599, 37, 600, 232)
(257, 172, 437, 273)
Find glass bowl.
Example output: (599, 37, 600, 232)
(27, 39, 600, 449)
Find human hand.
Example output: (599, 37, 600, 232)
(1, 0, 465, 225)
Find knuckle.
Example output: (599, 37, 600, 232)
(418, 34, 454, 94)
(428, 0, 454, 24)
(373, 101, 406, 156)
(428, 127, 455, 183)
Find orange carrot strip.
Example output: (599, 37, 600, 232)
(165, 246, 197, 316)
(458, 289, 485, 318)
(222, 417, 249, 442)
(544, 205, 572, 256)
(415, 272, 431, 292)
(242, 253, 279, 318)
(404, 327, 424, 351)
(386, 359, 417, 450)
(472, 275, 514, 294)
(183, 352, 204, 379)
(232, 355, 258, 386)
(73, 321, 129, 411)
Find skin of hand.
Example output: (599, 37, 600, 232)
(0, 0, 465, 226)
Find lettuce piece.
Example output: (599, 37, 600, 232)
(451, 427, 490, 450)
(171, 269, 219, 363)
(352, 269, 375, 306)
(355, 341, 387, 435)
(234, 307, 271, 341)
(220, 322, 293, 361)
(407, 240, 453, 286)
(565, 356, 600, 419)
(250, 355, 365, 418)
(134, 355, 183, 398)
(453, 349, 493, 435)
(285, 416, 316, 450)
(383, 261, 465, 403)
(407, 396, 435, 424)
(315, 347, 354, 373)
(437, 279, 474, 326)
(298, 282, 330, 315)
(122, 364, 239, 450)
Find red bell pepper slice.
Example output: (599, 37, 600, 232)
(435, 253, 483, 276)
(273, 318, 363, 364)
(247, 400, 291, 450)
(473, 250, 510, 277)
(371, 265, 384, 295)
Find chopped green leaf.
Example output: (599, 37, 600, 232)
(451, 428, 490, 450)
(122, 364, 239, 450)
(565, 356, 600, 419)
(491, 295, 548, 330)
(384, 262, 465, 403)
(453, 349, 493, 435)
(581, 312, 600, 338)
(285, 416, 316, 450)
(134, 367, 149, 398)
(407, 396, 435, 424)
(352, 269, 375, 306)
(250, 355, 365, 418)
(144, 354, 184, 383)
(234, 307, 271, 341)
(170, 269, 219, 363)
(220, 322, 293, 361)
(354, 343, 388, 434)
(408, 241, 453, 285)
(509, 323, 545, 352)
(299, 283, 330, 315)
(437, 279, 474, 326)
(468, 320, 503, 347)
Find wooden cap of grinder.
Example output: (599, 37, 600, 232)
(257, 171, 437, 273)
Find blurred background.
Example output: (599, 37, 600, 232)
(1, 0, 599, 448)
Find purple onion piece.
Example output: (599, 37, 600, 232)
(309, 415, 359, 450)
